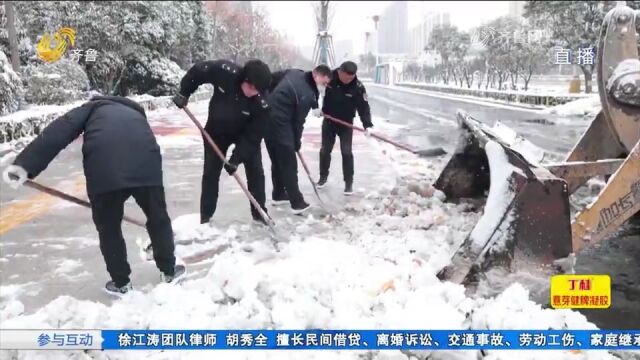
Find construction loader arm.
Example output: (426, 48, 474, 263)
(571, 140, 640, 253)
(562, 5, 640, 194)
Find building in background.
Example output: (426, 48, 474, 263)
(409, 12, 450, 58)
(508, 1, 525, 18)
(376, 1, 409, 55)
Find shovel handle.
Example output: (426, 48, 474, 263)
(322, 113, 418, 154)
(182, 106, 274, 227)
(24, 179, 146, 228)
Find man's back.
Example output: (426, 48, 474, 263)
(82, 97, 162, 195)
(13, 96, 163, 196)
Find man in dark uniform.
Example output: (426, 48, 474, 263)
(264, 65, 332, 214)
(2, 96, 185, 296)
(317, 61, 373, 195)
(172, 59, 272, 225)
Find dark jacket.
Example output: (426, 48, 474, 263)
(13, 96, 163, 196)
(265, 70, 319, 149)
(269, 70, 289, 93)
(322, 69, 372, 128)
(178, 59, 270, 165)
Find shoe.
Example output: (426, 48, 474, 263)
(271, 192, 289, 206)
(104, 281, 133, 297)
(316, 176, 328, 189)
(161, 264, 187, 284)
(344, 182, 353, 195)
(252, 214, 269, 226)
(291, 200, 311, 215)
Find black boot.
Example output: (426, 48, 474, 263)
(104, 281, 133, 297)
(291, 199, 311, 215)
(316, 176, 328, 189)
(252, 213, 269, 226)
(161, 264, 187, 284)
(272, 191, 289, 206)
(344, 182, 353, 195)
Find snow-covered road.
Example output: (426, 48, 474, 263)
(0, 98, 637, 360)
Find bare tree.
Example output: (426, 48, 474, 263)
(5, 1, 20, 71)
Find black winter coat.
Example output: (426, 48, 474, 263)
(179, 59, 271, 165)
(322, 69, 372, 128)
(13, 96, 163, 196)
(265, 70, 319, 149)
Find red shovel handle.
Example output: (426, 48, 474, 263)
(24, 179, 146, 228)
(321, 113, 417, 154)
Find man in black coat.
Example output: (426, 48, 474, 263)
(172, 59, 272, 225)
(317, 61, 373, 195)
(264, 65, 331, 214)
(2, 96, 185, 296)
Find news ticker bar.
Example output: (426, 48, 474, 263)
(1, 330, 640, 350)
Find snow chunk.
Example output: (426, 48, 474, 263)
(468, 141, 516, 252)
(55, 259, 83, 275)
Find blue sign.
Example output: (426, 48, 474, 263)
(100, 330, 640, 350)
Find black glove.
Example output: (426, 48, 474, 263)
(224, 162, 238, 175)
(172, 94, 188, 109)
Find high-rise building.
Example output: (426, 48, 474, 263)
(377, 1, 409, 55)
(508, 1, 525, 18)
(409, 12, 450, 57)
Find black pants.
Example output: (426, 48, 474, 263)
(201, 134, 266, 223)
(265, 140, 304, 206)
(319, 119, 354, 183)
(89, 186, 175, 287)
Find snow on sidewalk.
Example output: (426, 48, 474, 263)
(0, 132, 619, 360)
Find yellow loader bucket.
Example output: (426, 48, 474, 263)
(435, 111, 574, 285)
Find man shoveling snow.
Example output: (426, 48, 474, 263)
(2, 96, 186, 296)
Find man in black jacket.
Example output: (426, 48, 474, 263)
(317, 61, 373, 195)
(172, 59, 271, 225)
(264, 65, 331, 214)
(2, 96, 185, 296)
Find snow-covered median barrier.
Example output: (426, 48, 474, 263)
(0, 143, 616, 360)
(545, 95, 601, 118)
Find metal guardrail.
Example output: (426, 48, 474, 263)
(396, 82, 589, 107)
(0, 89, 213, 145)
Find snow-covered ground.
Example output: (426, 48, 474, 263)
(0, 112, 624, 360)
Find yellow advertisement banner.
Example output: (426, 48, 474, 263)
(550, 275, 611, 309)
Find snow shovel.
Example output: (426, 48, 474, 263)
(321, 113, 447, 157)
(296, 150, 336, 218)
(435, 111, 573, 286)
(21, 179, 146, 228)
(181, 106, 283, 241)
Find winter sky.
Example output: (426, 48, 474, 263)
(257, 1, 510, 56)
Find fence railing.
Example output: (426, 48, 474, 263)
(395, 82, 589, 107)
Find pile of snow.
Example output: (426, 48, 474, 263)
(0, 136, 617, 360)
(0, 51, 24, 115)
(545, 95, 601, 117)
(23, 59, 91, 105)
